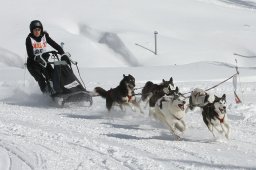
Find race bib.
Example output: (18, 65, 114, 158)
(30, 35, 47, 55)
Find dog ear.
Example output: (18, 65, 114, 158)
(222, 94, 226, 100)
(213, 95, 218, 102)
(175, 86, 179, 93)
(170, 77, 173, 83)
(123, 74, 125, 78)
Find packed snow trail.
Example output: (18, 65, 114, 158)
(0, 75, 256, 169)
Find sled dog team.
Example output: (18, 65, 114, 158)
(26, 20, 229, 140)
(94, 74, 230, 140)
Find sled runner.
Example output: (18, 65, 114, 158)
(37, 51, 93, 106)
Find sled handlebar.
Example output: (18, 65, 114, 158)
(45, 51, 60, 60)
(38, 51, 78, 67)
(45, 51, 78, 65)
(34, 51, 60, 68)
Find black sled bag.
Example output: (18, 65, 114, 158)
(50, 61, 92, 104)
(52, 62, 85, 94)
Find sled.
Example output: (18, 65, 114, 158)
(38, 51, 93, 107)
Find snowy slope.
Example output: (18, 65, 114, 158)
(0, 0, 256, 169)
(1, 0, 256, 67)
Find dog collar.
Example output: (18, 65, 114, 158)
(128, 95, 132, 102)
(215, 112, 225, 123)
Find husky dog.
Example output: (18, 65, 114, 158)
(202, 94, 230, 139)
(95, 74, 142, 113)
(189, 88, 215, 110)
(140, 77, 176, 108)
(150, 93, 187, 139)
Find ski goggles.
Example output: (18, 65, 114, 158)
(33, 28, 41, 31)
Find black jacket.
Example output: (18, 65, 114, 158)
(26, 32, 64, 63)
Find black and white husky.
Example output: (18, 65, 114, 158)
(140, 77, 176, 108)
(94, 74, 142, 113)
(202, 94, 230, 139)
(150, 93, 187, 139)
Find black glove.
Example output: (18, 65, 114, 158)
(61, 54, 71, 66)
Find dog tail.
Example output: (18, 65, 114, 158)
(141, 81, 154, 100)
(94, 87, 108, 98)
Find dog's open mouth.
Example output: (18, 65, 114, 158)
(178, 104, 185, 111)
(219, 108, 225, 113)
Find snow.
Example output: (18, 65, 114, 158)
(0, 0, 256, 169)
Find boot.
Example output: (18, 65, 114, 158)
(38, 80, 47, 93)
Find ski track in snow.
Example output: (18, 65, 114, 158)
(0, 79, 256, 170)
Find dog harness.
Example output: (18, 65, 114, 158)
(204, 105, 225, 124)
(108, 89, 133, 102)
(127, 95, 132, 102)
(216, 113, 225, 123)
(215, 112, 225, 123)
